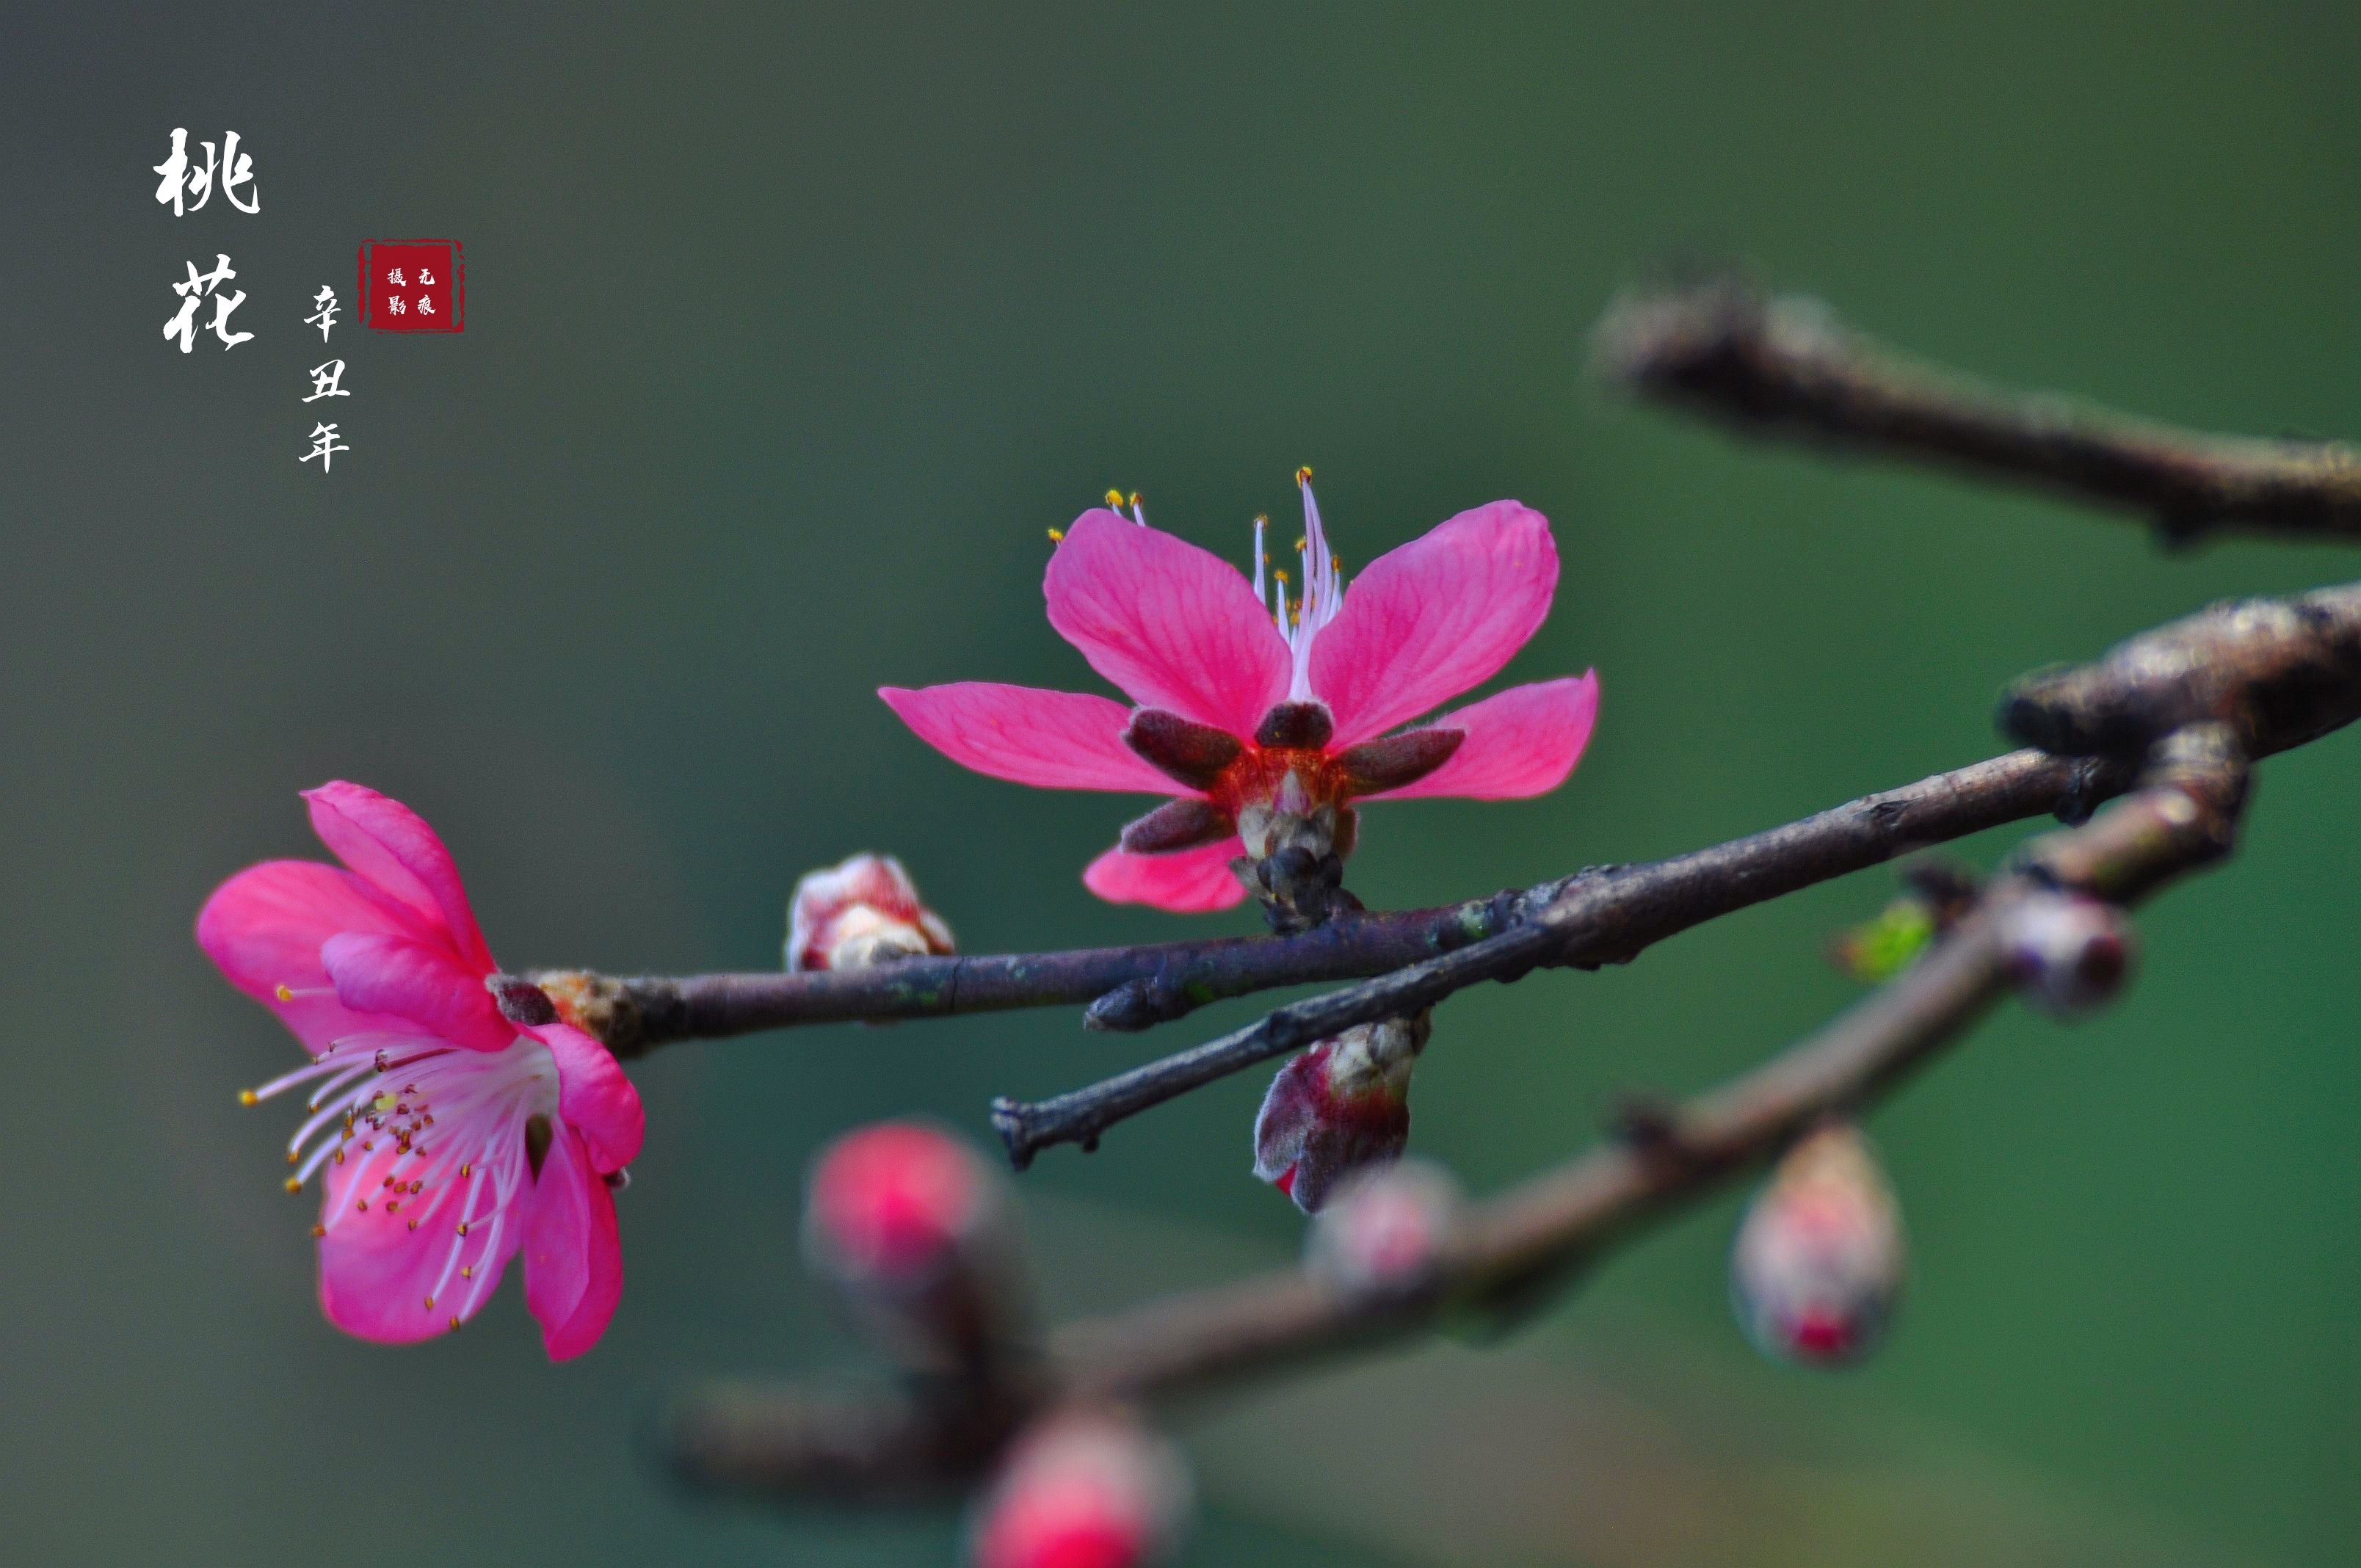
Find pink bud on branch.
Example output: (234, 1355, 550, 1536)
(968, 1406, 1190, 1568)
(789, 853, 957, 973)
(1730, 1121, 1906, 1366)
(805, 1122, 1034, 1387)
(1305, 1158, 1463, 1299)
(1252, 1011, 1432, 1213)
(1995, 890, 2134, 1017)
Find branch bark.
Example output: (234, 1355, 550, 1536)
(1594, 275, 2361, 545)
(661, 725, 2250, 1496)
(989, 749, 2122, 1165)
(519, 752, 2117, 1059)
(991, 577, 2361, 1166)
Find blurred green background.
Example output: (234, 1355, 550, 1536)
(7, 3, 2360, 1563)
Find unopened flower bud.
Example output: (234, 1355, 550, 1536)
(1252, 1011, 1431, 1213)
(1730, 1122, 1905, 1367)
(1305, 1158, 1462, 1297)
(803, 1121, 1031, 1381)
(1996, 890, 2133, 1017)
(969, 1406, 1190, 1568)
(788, 853, 956, 972)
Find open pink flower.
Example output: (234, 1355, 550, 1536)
(196, 782, 645, 1360)
(881, 476, 1597, 914)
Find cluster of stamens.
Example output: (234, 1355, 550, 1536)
(242, 986, 558, 1332)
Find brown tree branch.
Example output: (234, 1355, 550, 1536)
(661, 724, 2251, 1497)
(988, 578, 2361, 1166)
(1593, 275, 2361, 545)
(515, 751, 2119, 1059)
(987, 748, 2120, 1166)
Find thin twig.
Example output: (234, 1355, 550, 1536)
(661, 726, 2250, 1495)
(1593, 275, 2361, 545)
(991, 578, 2361, 1166)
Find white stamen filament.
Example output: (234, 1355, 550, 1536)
(1266, 473, 1342, 703)
(250, 1028, 562, 1325)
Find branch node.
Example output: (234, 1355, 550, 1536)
(1083, 971, 1193, 1034)
(1606, 1093, 1688, 1159)
(988, 1097, 1039, 1172)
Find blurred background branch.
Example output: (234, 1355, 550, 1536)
(1595, 274, 2361, 545)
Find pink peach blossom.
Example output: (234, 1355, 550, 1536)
(197, 782, 645, 1360)
(882, 476, 1597, 913)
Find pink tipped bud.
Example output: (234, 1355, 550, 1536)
(807, 1121, 987, 1285)
(1252, 1012, 1431, 1213)
(1305, 1158, 1462, 1297)
(788, 852, 957, 972)
(1730, 1122, 1906, 1367)
(970, 1407, 1190, 1568)
(1996, 890, 2134, 1017)
(804, 1122, 1031, 1379)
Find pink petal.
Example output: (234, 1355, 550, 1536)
(527, 1020, 646, 1173)
(195, 860, 440, 1055)
(1082, 836, 1250, 912)
(316, 1141, 523, 1343)
(319, 932, 516, 1053)
(1309, 501, 1560, 745)
(1363, 673, 1600, 801)
(303, 782, 496, 975)
(880, 683, 1181, 794)
(521, 1125, 624, 1361)
(1044, 509, 1289, 736)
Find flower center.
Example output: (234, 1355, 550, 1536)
(244, 1028, 561, 1328)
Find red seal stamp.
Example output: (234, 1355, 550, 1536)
(358, 240, 463, 332)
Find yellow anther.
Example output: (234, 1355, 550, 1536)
(1295, 465, 1314, 486)
(457, 1222, 469, 1235)
(273, 984, 294, 1003)
(424, 1295, 435, 1310)
(1046, 527, 1065, 542)
(1104, 488, 1125, 507)
(449, 1315, 461, 1331)
(310, 1224, 326, 1238)
(1294, 537, 1306, 552)
(1273, 569, 1290, 584)
(285, 1150, 297, 1166)
(283, 1177, 302, 1194)
(1128, 490, 1142, 509)
(406, 1219, 417, 1231)
(239, 1089, 258, 1107)
(460, 1266, 473, 1279)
